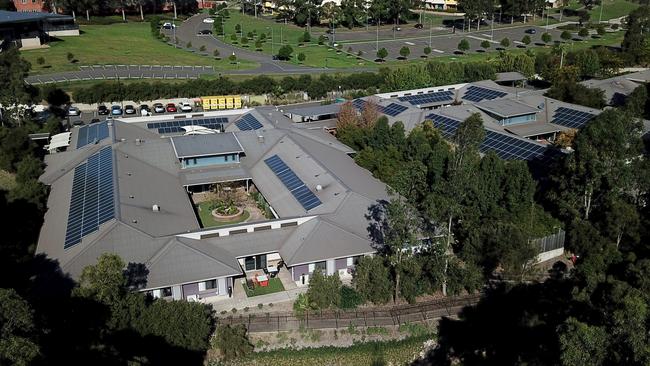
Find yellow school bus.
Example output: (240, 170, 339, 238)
(200, 95, 242, 110)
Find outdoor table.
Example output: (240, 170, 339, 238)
(257, 274, 269, 287)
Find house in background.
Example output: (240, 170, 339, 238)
(12, 0, 48, 13)
(0, 10, 78, 49)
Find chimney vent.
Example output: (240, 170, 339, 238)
(315, 184, 323, 192)
(152, 204, 160, 212)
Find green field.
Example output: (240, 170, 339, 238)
(242, 278, 285, 297)
(21, 22, 258, 74)
(589, 0, 639, 21)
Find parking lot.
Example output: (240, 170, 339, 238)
(65, 102, 208, 126)
(336, 25, 569, 60)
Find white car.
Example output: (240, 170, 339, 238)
(180, 102, 193, 112)
(162, 22, 176, 29)
(67, 106, 81, 116)
(202, 18, 215, 24)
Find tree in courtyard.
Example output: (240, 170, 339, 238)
(352, 256, 393, 304)
(424, 46, 432, 56)
(522, 35, 531, 46)
(297, 52, 306, 62)
(377, 47, 388, 61)
(210, 324, 253, 361)
(561, 30, 572, 41)
(578, 27, 589, 38)
(306, 270, 342, 309)
(480, 40, 490, 51)
(367, 197, 422, 303)
(458, 39, 470, 53)
(500, 37, 510, 48)
(542, 32, 552, 44)
(399, 46, 410, 59)
(277, 44, 293, 60)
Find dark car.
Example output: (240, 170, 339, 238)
(153, 103, 165, 113)
(90, 118, 101, 124)
(111, 105, 123, 115)
(525, 28, 537, 34)
(140, 104, 150, 112)
(124, 105, 136, 115)
(165, 103, 177, 113)
(97, 105, 109, 115)
(414, 23, 424, 29)
(72, 119, 84, 126)
(197, 29, 213, 36)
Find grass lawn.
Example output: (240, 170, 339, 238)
(589, 0, 639, 21)
(21, 22, 258, 75)
(0, 170, 16, 191)
(197, 201, 251, 228)
(242, 277, 285, 297)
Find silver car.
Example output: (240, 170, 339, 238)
(67, 106, 81, 116)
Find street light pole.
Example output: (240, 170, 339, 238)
(376, 18, 379, 51)
(429, 15, 433, 47)
(599, 1, 604, 23)
(491, 12, 494, 39)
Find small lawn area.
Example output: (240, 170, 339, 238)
(589, 0, 639, 21)
(197, 201, 250, 228)
(242, 278, 285, 297)
(21, 22, 258, 75)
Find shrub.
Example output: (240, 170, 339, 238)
(541, 32, 552, 44)
(241, 37, 248, 46)
(318, 34, 327, 45)
(376, 47, 388, 60)
(243, 307, 249, 312)
(277, 45, 294, 60)
(424, 46, 431, 55)
(596, 25, 605, 36)
(231, 308, 237, 313)
(211, 324, 253, 361)
(235, 24, 241, 33)
(257, 303, 263, 309)
(561, 30, 572, 41)
(340, 285, 363, 309)
(522, 35, 531, 45)
(186, 41, 192, 49)
(578, 27, 589, 38)
(36, 57, 45, 65)
(458, 39, 470, 52)
(399, 46, 410, 59)
(199, 45, 206, 52)
(298, 52, 306, 62)
(480, 40, 490, 50)
(611, 23, 619, 30)
(213, 48, 220, 58)
(255, 40, 263, 50)
(230, 34, 237, 42)
(66, 52, 74, 62)
(500, 37, 510, 48)
(247, 31, 254, 39)
(302, 30, 311, 43)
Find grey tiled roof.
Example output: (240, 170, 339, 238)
(170, 132, 244, 158)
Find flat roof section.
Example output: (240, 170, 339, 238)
(284, 103, 341, 117)
(0, 10, 73, 24)
(170, 132, 244, 159)
(475, 99, 540, 118)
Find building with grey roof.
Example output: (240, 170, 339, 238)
(37, 109, 389, 302)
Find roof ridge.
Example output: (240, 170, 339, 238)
(61, 219, 119, 271)
(281, 218, 322, 265)
(175, 237, 241, 273)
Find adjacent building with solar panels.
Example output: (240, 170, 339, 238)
(36, 111, 390, 303)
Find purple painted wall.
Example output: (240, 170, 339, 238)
(292, 264, 309, 281)
(182, 283, 199, 298)
(335, 258, 348, 270)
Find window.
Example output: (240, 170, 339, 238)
(314, 261, 326, 274)
(244, 256, 255, 271)
(280, 221, 298, 228)
(224, 154, 228, 162)
(205, 279, 217, 290)
(256, 254, 267, 270)
(161, 287, 172, 297)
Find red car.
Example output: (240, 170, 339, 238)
(165, 103, 177, 113)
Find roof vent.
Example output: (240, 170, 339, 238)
(121, 138, 126, 142)
(315, 184, 323, 192)
(132, 219, 137, 224)
(135, 138, 143, 145)
(129, 195, 134, 199)
(257, 135, 264, 143)
(538, 102, 545, 110)
(124, 154, 128, 158)
(152, 204, 160, 212)
(127, 172, 132, 176)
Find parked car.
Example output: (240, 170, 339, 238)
(202, 17, 215, 24)
(139, 104, 150, 113)
(111, 105, 123, 115)
(90, 118, 101, 124)
(392, 26, 402, 31)
(67, 106, 81, 116)
(153, 103, 165, 113)
(162, 22, 176, 29)
(165, 103, 177, 113)
(72, 119, 84, 126)
(179, 102, 192, 112)
(124, 105, 136, 114)
(197, 29, 213, 36)
(97, 105, 109, 115)
(525, 28, 537, 34)
(414, 23, 424, 29)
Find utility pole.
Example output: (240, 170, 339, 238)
(599, 1, 604, 23)
(173, 1, 177, 19)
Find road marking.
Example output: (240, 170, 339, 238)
(482, 33, 492, 38)
(405, 41, 415, 45)
(514, 40, 524, 44)
(468, 35, 499, 44)
(433, 49, 444, 53)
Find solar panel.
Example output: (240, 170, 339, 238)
(235, 114, 263, 131)
(463, 86, 508, 103)
(146, 118, 228, 134)
(551, 107, 596, 129)
(64, 146, 115, 249)
(383, 103, 408, 117)
(263, 154, 322, 211)
(426, 113, 551, 161)
(398, 90, 454, 106)
(77, 121, 109, 148)
(352, 99, 385, 114)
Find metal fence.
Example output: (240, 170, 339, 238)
(532, 229, 565, 253)
(216, 294, 481, 333)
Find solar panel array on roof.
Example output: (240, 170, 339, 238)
(382, 103, 408, 117)
(264, 154, 322, 211)
(235, 114, 263, 131)
(64, 146, 114, 249)
(463, 86, 508, 103)
(146, 117, 227, 134)
(551, 107, 596, 129)
(352, 99, 385, 114)
(398, 90, 454, 106)
(426, 113, 552, 161)
(76, 121, 110, 148)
